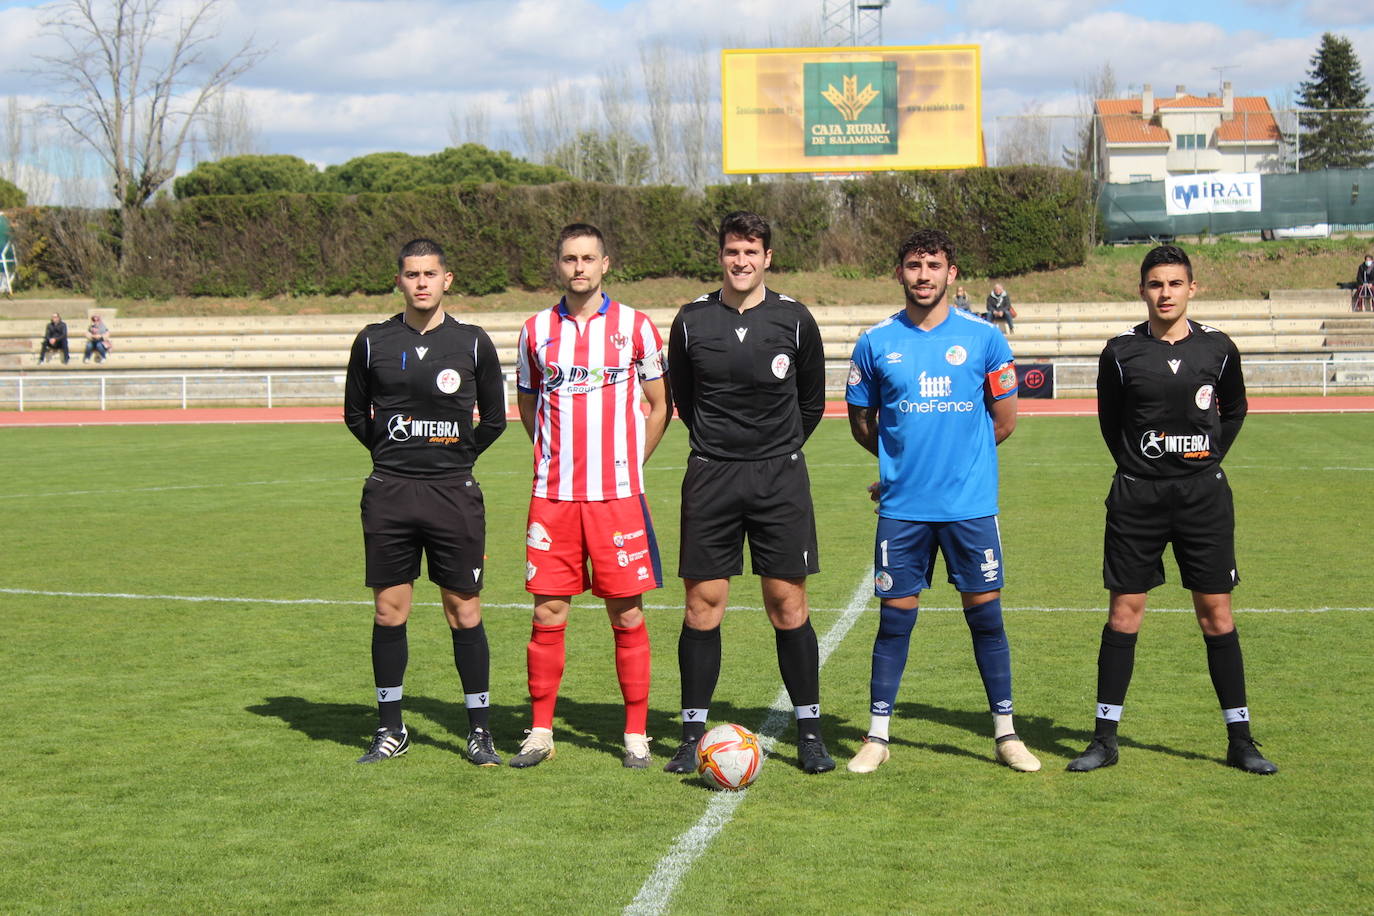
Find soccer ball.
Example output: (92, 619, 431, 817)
(696, 723, 763, 790)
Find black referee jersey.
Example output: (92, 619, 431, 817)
(344, 313, 507, 477)
(1097, 319, 1247, 480)
(667, 287, 825, 461)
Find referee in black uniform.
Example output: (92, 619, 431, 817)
(663, 211, 835, 774)
(1068, 244, 1276, 775)
(344, 238, 508, 766)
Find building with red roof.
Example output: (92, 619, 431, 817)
(1095, 83, 1282, 183)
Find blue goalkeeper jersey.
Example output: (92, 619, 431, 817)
(846, 307, 1017, 521)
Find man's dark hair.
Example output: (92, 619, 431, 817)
(557, 222, 606, 256)
(718, 211, 770, 251)
(397, 238, 446, 271)
(896, 228, 957, 268)
(1139, 244, 1193, 283)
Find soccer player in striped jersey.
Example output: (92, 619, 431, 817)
(511, 223, 671, 769)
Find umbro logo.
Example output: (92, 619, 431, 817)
(415, 346, 429, 360)
(735, 327, 748, 342)
(885, 351, 903, 363)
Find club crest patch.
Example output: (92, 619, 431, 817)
(945, 345, 967, 366)
(436, 368, 461, 394)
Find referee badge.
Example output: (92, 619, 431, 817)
(771, 354, 790, 378)
(436, 368, 461, 394)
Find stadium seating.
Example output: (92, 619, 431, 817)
(1, 294, 1370, 380)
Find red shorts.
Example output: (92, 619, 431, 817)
(525, 494, 664, 599)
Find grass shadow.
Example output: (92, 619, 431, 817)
(894, 699, 1212, 764)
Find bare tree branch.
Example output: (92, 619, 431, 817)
(33, 0, 265, 224)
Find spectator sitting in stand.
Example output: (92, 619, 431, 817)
(985, 284, 1016, 333)
(84, 314, 111, 362)
(1353, 255, 1374, 312)
(39, 313, 70, 364)
(954, 286, 972, 312)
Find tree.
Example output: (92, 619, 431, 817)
(997, 103, 1054, 167)
(197, 90, 261, 162)
(1296, 33, 1374, 170)
(319, 152, 430, 194)
(174, 154, 319, 197)
(549, 131, 651, 184)
(1063, 62, 1116, 175)
(34, 0, 264, 222)
(427, 144, 567, 185)
(319, 146, 567, 194)
(0, 176, 26, 209)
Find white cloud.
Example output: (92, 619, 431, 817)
(960, 0, 1105, 31)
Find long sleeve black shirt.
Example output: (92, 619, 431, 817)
(668, 288, 825, 460)
(344, 313, 507, 477)
(1097, 319, 1247, 479)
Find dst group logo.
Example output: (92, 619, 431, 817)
(543, 363, 629, 394)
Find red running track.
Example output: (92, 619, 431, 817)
(2, 397, 1373, 428)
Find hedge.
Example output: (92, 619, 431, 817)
(8, 168, 1093, 297)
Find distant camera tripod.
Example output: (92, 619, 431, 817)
(1353, 283, 1374, 312)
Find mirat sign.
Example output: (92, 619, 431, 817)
(721, 46, 983, 174)
(1165, 172, 1262, 216)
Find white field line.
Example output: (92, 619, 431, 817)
(623, 573, 874, 916)
(1, 587, 1371, 614)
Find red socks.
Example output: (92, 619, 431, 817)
(528, 619, 651, 734)
(613, 620, 651, 735)
(527, 622, 566, 730)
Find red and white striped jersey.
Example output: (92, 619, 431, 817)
(516, 295, 666, 501)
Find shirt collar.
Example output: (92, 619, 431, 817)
(557, 292, 611, 319)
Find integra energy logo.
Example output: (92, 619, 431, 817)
(1165, 172, 1261, 216)
(804, 61, 898, 157)
(1139, 429, 1211, 460)
(387, 414, 462, 444)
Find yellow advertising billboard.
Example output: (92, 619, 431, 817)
(721, 45, 983, 174)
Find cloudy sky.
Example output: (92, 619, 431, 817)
(2, 0, 1372, 202)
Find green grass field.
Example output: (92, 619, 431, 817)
(2, 412, 1371, 913)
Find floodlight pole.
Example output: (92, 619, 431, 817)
(821, 0, 890, 47)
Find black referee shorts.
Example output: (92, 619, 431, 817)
(678, 451, 819, 580)
(1103, 468, 1238, 594)
(361, 473, 486, 593)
